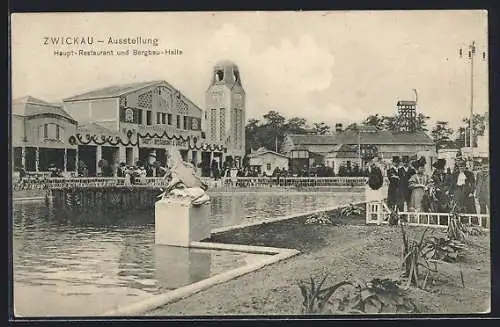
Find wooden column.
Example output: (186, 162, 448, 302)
(35, 147, 40, 172)
(21, 147, 26, 168)
(96, 145, 102, 176)
(64, 148, 68, 173)
(75, 147, 79, 175)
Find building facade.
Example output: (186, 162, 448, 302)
(283, 125, 436, 175)
(205, 61, 246, 168)
(248, 147, 289, 176)
(61, 80, 225, 176)
(11, 96, 78, 175)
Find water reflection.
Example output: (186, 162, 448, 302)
(153, 246, 211, 289)
(12, 192, 362, 316)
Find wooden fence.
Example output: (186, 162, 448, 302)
(365, 200, 489, 229)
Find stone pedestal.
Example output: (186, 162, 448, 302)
(155, 198, 211, 247)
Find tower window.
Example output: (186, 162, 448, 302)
(167, 113, 172, 125)
(215, 70, 224, 82)
(233, 70, 240, 82)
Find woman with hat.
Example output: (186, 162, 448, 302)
(430, 159, 448, 213)
(450, 159, 476, 214)
(408, 157, 431, 212)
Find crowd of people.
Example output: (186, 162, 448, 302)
(383, 155, 489, 214)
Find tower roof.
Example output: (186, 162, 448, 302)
(214, 60, 238, 68)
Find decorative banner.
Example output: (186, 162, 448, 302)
(68, 129, 226, 152)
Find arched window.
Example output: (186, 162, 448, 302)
(215, 70, 224, 82)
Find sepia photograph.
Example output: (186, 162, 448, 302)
(9, 10, 490, 317)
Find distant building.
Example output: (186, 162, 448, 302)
(282, 124, 436, 175)
(247, 147, 289, 176)
(205, 60, 246, 168)
(12, 96, 78, 174)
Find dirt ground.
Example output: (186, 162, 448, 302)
(146, 209, 491, 316)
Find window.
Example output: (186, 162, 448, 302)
(44, 124, 48, 138)
(167, 113, 172, 125)
(266, 163, 271, 171)
(183, 116, 188, 130)
(157, 112, 161, 124)
(215, 70, 224, 82)
(146, 110, 152, 125)
(220, 108, 226, 142)
(176, 115, 181, 129)
(162, 113, 166, 124)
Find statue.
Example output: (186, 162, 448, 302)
(157, 147, 210, 206)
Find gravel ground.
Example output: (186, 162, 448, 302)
(146, 210, 490, 316)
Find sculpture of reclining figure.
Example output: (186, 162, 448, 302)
(157, 148, 210, 206)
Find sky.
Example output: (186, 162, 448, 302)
(11, 11, 488, 132)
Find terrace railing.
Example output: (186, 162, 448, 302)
(365, 200, 490, 230)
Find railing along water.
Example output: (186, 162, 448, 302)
(15, 176, 369, 191)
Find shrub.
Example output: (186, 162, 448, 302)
(333, 278, 419, 314)
(447, 216, 468, 242)
(400, 223, 437, 289)
(298, 274, 352, 314)
(305, 211, 332, 225)
(298, 276, 418, 314)
(341, 203, 364, 217)
(422, 236, 466, 263)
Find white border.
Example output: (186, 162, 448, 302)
(99, 241, 299, 317)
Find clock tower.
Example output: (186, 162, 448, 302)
(205, 60, 246, 168)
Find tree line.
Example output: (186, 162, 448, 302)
(245, 110, 488, 154)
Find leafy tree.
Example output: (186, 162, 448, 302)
(312, 122, 331, 135)
(362, 114, 386, 130)
(285, 117, 309, 134)
(415, 113, 430, 132)
(263, 110, 286, 129)
(430, 121, 454, 151)
(453, 113, 487, 148)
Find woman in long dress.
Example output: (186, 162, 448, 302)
(408, 159, 431, 212)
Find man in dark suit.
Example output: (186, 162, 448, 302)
(387, 157, 401, 210)
(397, 157, 416, 211)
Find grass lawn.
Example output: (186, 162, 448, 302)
(146, 206, 490, 316)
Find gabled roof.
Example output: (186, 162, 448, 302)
(286, 130, 433, 146)
(285, 134, 340, 146)
(63, 79, 204, 113)
(248, 147, 288, 159)
(77, 122, 122, 137)
(12, 96, 75, 122)
(64, 80, 163, 101)
(332, 144, 359, 158)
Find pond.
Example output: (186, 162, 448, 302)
(12, 192, 364, 317)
